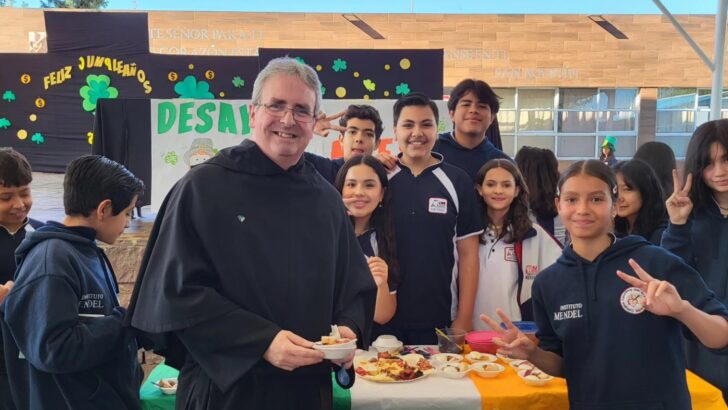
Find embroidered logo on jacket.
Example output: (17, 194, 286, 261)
(554, 303, 583, 321)
(78, 293, 104, 310)
(620, 287, 646, 315)
(524, 264, 539, 279)
(428, 198, 448, 214)
(504, 246, 517, 262)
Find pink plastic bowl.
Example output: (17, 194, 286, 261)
(466, 330, 501, 354)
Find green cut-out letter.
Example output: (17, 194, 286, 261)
(196, 103, 216, 133)
(218, 103, 237, 134)
(239, 105, 250, 135)
(178, 102, 195, 134)
(157, 102, 177, 134)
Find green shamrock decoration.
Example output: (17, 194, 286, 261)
(232, 76, 245, 88)
(0, 118, 10, 129)
(294, 57, 306, 65)
(438, 119, 448, 132)
(174, 76, 215, 99)
(79, 75, 118, 112)
(320, 85, 326, 96)
(395, 82, 411, 96)
(31, 132, 44, 144)
(363, 79, 376, 92)
(332, 58, 347, 72)
(2, 91, 16, 102)
(164, 151, 178, 165)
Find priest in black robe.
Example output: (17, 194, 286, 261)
(126, 57, 376, 410)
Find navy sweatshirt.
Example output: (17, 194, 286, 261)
(661, 202, 728, 400)
(0, 223, 141, 410)
(532, 235, 728, 410)
(434, 131, 510, 182)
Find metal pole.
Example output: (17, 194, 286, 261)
(711, 0, 728, 120)
(653, 0, 714, 70)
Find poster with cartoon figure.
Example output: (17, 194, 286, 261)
(150, 98, 448, 212)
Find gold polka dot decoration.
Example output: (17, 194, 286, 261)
(35, 98, 46, 109)
(20, 74, 31, 84)
(353, 72, 360, 78)
(383, 91, 390, 97)
(384, 64, 391, 70)
(316, 65, 322, 71)
(168, 72, 178, 82)
(188, 64, 195, 70)
(399, 58, 411, 70)
(219, 92, 225, 97)
(29, 114, 37, 122)
(335, 87, 347, 98)
(17, 130, 27, 140)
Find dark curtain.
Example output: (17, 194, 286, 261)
(92, 98, 151, 206)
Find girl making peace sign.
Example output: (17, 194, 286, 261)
(661, 119, 728, 403)
(482, 159, 728, 410)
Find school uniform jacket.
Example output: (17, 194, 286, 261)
(434, 131, 511, 182)
(533, 235, 728, 410)
(1, 223, 141, 410)
(473, 223, 562, 329)
(661, 202, 728, 400)
(126, 140, 376, 410)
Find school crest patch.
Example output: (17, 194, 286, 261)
(428, 198, 448, 214)
(620, 287, 646, 315)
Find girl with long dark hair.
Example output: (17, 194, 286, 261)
(613, 159, 668, 244)
(481, 159, 728, 410)
(472, 159, 561, 328)
(335, 155, 399, 327)
(662, 119, 728, 403)
(515, 146, 566, 244)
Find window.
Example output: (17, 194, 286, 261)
(656, 88, 728, 157)
(495, 88, 638, 158)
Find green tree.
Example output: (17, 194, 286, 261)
(40, 0, 108, 8)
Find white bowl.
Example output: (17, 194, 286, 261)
(470, 362, 505, 378)
(430, 353, 463, 365)
(313, 339, 357, 360)
(517, 369, 554, 386)
(466, 351, 497, 363)
(371, 335, 404, 353)
(156, 378, 178, 395)
(508, 359, 534, 371)
(496, 352, 514, 363)
(436, 362, 469, 379)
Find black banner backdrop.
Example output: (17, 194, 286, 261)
(0, 11, 443, 172)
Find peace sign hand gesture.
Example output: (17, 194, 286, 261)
(666, 170, 693, 225)
(480, 309, 537, 360)
(313, 110, 347, 137)
(616, 259, 688, 318)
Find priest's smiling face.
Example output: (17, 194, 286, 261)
(249, 73, 317, 170)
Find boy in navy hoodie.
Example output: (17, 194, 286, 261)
(1, 155, 144, 410)
(0, 148, 43, 410)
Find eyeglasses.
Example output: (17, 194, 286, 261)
(259, 103, 315, 123)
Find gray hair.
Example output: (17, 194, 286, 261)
(251, 57, 323, 115)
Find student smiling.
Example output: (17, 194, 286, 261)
(482, 159, 728, 410)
